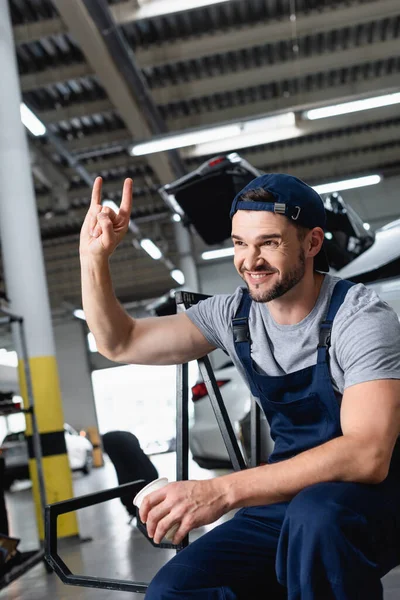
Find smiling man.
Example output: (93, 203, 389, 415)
(81, 173, 400, 600)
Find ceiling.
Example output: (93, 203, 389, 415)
(7, 0, 400, 313)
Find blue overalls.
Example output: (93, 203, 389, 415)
(146, 280, 400, 599)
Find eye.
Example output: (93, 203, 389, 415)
(263, 240, 278, 247)
(233, 240, 245, 246)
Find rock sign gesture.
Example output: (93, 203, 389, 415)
(80, 177, 133, 259)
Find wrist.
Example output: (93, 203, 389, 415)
(80, 252, 110, 269)
(217, 472, 242, 511)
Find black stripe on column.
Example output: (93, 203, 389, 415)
(26, 431, 67, 459)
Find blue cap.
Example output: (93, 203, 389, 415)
(230, 173, 329, 272)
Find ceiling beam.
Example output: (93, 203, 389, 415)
(247, 144, 400, 183)
(65, 128, 132, 153)
(180, 102, 400, 159)
(152, 38, 400, 104)
(166, 74, 400, 131)
(13, 17, 65, 44)
(38, 99, 114, 124)
(134, 0, 400, 69)
(242, 122, 400, 171)
(52, 0, 177, 184)
(20, 63, 92, 92)
(34, 70, 400, 135)
(14, 0, 400, 68)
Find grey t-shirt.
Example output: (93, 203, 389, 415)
(186, 274, 400, 396)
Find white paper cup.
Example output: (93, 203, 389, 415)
(133, 477, 179, 542)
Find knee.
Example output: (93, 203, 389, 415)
(145, 563, 181, 599)
(145, 561, 206, 599)
(284, 482, 353, 536)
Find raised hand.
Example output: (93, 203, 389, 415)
(80, 177, 133, 259)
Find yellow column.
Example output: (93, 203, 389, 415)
(0, 1, 78, 540)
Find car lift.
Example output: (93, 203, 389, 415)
(44, 291, 262, 593)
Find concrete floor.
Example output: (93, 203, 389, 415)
(1, 453, 400, 599)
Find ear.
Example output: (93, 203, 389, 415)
(308, 227, 324, 259)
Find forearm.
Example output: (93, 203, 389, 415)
(80, 255, 134, 360)
(222, 434, 387, 510)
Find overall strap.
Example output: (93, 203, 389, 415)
(317, 279, 355, 364)
(231, 290, 259, 397)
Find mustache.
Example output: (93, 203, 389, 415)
(240, 266, 277, 275)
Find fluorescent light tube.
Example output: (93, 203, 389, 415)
(303, 92, 400, 120)
(131, 124, 240, 156)
(171, 269, 185, 285)
(20, 103, 46, 136)
(184, 113, 298, 157)
(136, 0, 232, 19)
(313, 175, 381, 195)
(131, 112, 296, 156)
(187, 127, 300, 157)
(202, 247, 235, 261)
(140, 238, 163, 260)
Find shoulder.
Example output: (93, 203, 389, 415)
(334, 279, 397, 327)
(330, 276, 400, 349)
(187, 286, 246, 320)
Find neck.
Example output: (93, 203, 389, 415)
(266, 271, 325, 325)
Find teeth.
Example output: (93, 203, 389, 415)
(251, 273, 267, 278)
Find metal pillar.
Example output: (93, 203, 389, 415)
(174, 223, 200, 293)
(0, 0, 78, 539)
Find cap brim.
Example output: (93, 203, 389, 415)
(314, 243, 329, 272)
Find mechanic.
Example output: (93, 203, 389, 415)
(80, 173, 400, 599)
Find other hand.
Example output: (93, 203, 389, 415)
(80, 177, 133, 259)
(139, 479, 230, 545)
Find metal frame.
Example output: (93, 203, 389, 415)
(44, 290, 261, 592)
(0, 311, 47, 587)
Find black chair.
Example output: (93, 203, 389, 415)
(102, 431, 158, 517)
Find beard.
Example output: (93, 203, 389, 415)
(244, 248, 306, 303)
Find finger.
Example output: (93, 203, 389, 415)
(90, 177, 103, 209)
(169, 523, 189, 546)
(96, 213, 115, 249)
(140, 489, 168, 523)
(100, 206, 117, 222)
(91, 223, 102, 238)
(153, 516, 180, 546)
(118, 178, 133, 221)
(146, 503, 171, 539)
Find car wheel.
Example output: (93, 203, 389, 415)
(81, 450, 93, 475)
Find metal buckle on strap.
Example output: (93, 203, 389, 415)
(232, 318, 250, 343)
(318, 322, 332, 348)
(274, 203, 286, 215)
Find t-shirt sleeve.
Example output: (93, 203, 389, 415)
(332, 284, 400, 389)
(185, 290, 242, 352)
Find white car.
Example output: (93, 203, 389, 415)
(1, 424, 93, 488)
(189, 361, 274, 468)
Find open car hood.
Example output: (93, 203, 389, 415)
(159, 153, 376, 272)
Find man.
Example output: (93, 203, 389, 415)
(80, 173, 400, 599)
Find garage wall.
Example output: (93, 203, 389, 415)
(53, 318, 99, 432)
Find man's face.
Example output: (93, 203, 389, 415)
(231, 210, 307, 303)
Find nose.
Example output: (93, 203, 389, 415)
(243, 246, 264, 271)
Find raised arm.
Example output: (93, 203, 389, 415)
(80, 177, 215, 365)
